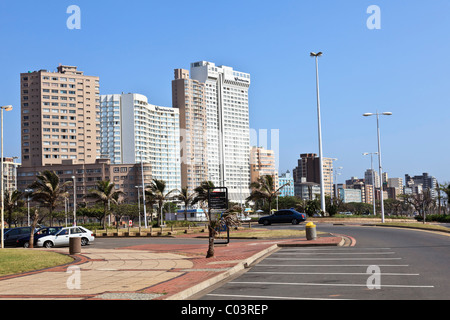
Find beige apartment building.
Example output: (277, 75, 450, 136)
(17, 159, 152, 205)
(20, 65, 100, 167)
(250, 146, 278, 190)
(172, 69, 208, 192)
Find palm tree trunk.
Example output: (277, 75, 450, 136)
(206, 225, 216, 258)
(103, 202, 108, 230)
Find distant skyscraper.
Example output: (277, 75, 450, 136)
(250, 146, 278, 190)
(279, 170, 295, 197)
(365, 169, 380, 189)
(99, 93, 181, 191)
(172, 69, 208, 192)
(20, 65, 100, 167)
(293, 153, 333, 197)
(190, 61, 251, 203)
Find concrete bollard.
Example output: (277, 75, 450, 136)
(305, 222, 317, 241)
(69, 237, 81, 255)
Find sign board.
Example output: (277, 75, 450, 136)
(128, 220, 133, 227)
(208, 187, 228, 210)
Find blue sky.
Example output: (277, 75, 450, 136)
(1, 0, 449, 183)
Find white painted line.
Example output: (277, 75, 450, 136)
(206, 293, 351, 300)
(248, 271, 420, 276)
(273, 252, 396, 255)
(229, 281, 434, 289)
(265, 257, 402, 260)
(255, 264, 410, 267)
(280, 248, 392, 251)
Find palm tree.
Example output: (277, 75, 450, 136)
(247, 175, 290, 214)
(192, 181, 217, 258)
(176, 187, 196, 221)
(28, 170, 71, 227)
(4, 189, 23, 227)
(146, 179, 177, 227)
(192, 181, 242, 258)
(85, 180, 123, 229)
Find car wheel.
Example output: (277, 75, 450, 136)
(292, 219, 299, 225)
(23, 241, 30, 248)
(44, 241, 54, 248)
(81, 238, 89, 246)
(263, 220, 270, 226)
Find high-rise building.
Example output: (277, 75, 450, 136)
(172, 69, 208, 192)
(365, 169, 380, 189)
(189, 61, 251, 203)
(405, 173, 437, 198)
(1, 157, 20, 193)
(278, 170, 295, 197)
(293, 153, 333, 197)
(99, 93, 181, 192)
(250, 146, 278, 190)
(20, 65, 100, 167)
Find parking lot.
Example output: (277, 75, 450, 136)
(201, 246, 436, 300)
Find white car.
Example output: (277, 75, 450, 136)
(37, 226, 95, 248)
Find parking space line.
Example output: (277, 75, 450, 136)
(247, 271, 420, 276)
(265, 257, 402, 260)
(206, 293, 351, 300)
(255, 264, 410, 267)
(273, 252, 396, 255)
(229, 281, 434, 289)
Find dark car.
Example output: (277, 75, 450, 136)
(3, 227, 34, 247)
(258, 209, 307, 226)
(16, 227, 63, 248)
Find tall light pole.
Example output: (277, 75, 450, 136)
(1, 105, 13, 249)
(363, 111, 392, 223)
(72, 176, 77, 226)
(363, 152, 378, 216)
(135, 186, 142, 231)
(310, 52, 326, 214)
(140, 151, 148, 228)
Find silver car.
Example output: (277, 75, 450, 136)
(37, 226, 95, 248)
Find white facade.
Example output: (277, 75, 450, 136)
(100, 93, 181, 192)
(190, 61, 251, 202)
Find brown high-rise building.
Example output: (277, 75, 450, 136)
(20, 65, 100, 167)
(293, 153, 333, 196)
(172, 69, 208, 192)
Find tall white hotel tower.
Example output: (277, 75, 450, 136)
(190, 61, 251, 203)
(99, 93, 181, 192)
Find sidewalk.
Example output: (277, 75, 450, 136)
(0, 234, 351, 300)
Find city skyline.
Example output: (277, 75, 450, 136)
(1, 1, 449, 183)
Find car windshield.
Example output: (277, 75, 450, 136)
(57, 229, 69, 236)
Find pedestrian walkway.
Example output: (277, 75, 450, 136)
(0, 235, 349, 300)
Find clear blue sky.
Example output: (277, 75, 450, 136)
(1, 0, 449, 183)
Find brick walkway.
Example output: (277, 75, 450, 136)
(0, 235, 348, 300)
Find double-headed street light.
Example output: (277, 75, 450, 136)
(1, 105, 13, 249)
(310, 52, 326, 214)
(363, 111, 392, 223)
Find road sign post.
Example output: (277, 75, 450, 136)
(207, 187, 230, 245)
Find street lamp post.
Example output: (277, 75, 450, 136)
(135, 186, 142, 232)
(310, 52, 326, 214)
(363, 152, 378, 216)
(363, 111, 392, 223)
(1, 105, 13, 249)
(72, 176, 77, 226)
(140, 151, 148, 229)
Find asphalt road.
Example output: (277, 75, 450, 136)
(199, 224, 450, 300)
